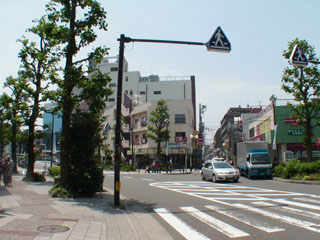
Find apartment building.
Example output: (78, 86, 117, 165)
(98, 56, 197, 167)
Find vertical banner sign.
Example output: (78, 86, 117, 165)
(273, 125, 277, 150)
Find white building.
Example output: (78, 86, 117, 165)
(98, 56, 197, 168)
(102, 99, 195, 168)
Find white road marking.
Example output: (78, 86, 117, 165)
(272, 198, 320, 211)
(154, 208, 210, 240)
(180, 206, 249, 238)
(293, 197, 320, 204)
(233, 203, 320, 234)
(123, 176, 133, 179)
(253, 201, 320, 220)
(141, 178, 154, 181)
(205, 204, 285, 233)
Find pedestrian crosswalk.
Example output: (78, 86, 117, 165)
(151, 181, 320, 239)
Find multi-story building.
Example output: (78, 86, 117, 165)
(102, 99, 195, 168)
(247, 100, 320, 163)
(98, 56, 198, 168)
(96, 57, 196, 112)
(219, 107, 251, 160)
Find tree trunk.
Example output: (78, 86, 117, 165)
(59, 1, 77, 188)
(60, 95, 72, 187)
(11, 123, 18, 173)
(26, 122, 35, 179)
(305, 119, 313, 162)
(157, 141, 161, 162)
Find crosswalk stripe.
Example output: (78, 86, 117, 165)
(233, 203, 320, 234)
(272, 198, 320, 211)
(141, 178, 154, 181)
(205, 205, 285, 233)
(180, 206, 249, 238)
(293, 197, 320, 204)
(154, 208, 210, 240)
(253, 201, 320, 220)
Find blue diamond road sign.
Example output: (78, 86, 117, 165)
(289, 44, 308, 67)
(206, 26, 231, 53)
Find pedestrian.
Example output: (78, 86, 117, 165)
(152, 160, 156, 173)
(169, 158, 173, 174)
(0, 157, 3, 182)
(155, 160, 160, 174)
(145, 165, 150, 173)
(3, 156, 13, 187)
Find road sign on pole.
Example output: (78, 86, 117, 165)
(289, 44, 308, 67)
(206, 26, 231, 53)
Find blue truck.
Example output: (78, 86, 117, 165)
(236, 141, 273, 179)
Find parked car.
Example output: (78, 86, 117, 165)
(201, 160, 240, 183)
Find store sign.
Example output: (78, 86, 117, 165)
(285, 118, 299, 126)
(288, 129, 304, 135)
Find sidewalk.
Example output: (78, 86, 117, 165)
(0, 173, 173, 240)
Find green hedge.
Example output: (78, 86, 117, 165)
(274, 159, 320, 180)
(48, 166, 60, 177)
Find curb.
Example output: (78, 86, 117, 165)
(273, 177, 320, 185)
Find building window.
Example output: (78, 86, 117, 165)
(130, 90, 133, 95)
(109, 83, 116, 87)
(175, 114, 186, 124)
(249, 128, 255, 138)
(125, 76, 129, 81)
(154, 91, 161, 95)
(140, 91, 145, 95)
(175, 132, 186, 143)
(110, 67, 118, 72)
(108, 98, 115, 102)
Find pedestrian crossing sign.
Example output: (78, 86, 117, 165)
(206, 26, 231, 53)
(289, 44, 308, 67)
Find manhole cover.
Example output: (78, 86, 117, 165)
(37, 225, 70, 233)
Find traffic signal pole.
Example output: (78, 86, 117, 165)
(114, 29, 231, 206)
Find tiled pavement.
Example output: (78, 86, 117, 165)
(0, 174, 173, 240)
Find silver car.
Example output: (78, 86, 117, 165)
(201, 160, 240, 182)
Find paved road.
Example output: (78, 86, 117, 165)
(104, 170, 320, 240)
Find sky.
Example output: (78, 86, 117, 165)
(1, 0, 320, 142)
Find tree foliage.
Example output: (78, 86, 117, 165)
(67, 110, 104, 196)
(18, 15, 61, 179)
(1, 76, 29, 172)
(282, 38, 320, 162)
(40, 0, 111, 187)
(147, 99, 170, 162)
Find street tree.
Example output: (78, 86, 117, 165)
(147, 99, 170, 163)
(18, 16, 61, 179)
(39, 0, 111, 187)
(282, 38, 320, 162)
(0, 103, 11, 158)
(1, 76, 29, 172)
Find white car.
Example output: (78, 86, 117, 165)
(201, 160, 240, 182)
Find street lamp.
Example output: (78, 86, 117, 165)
(129, 127, 134, 169)
(114, 27, 231, 206)
(44, 109, 55, 167)
(190, 133, 198, 172)
(269, 94, 277, 164)
(164, 118, 170, 172)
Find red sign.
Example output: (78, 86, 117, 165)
(316, 138, 320, 147)
(198, 136, 204, 142)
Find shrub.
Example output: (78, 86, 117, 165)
(274, 164, 285, 178)
(48, 166, 60, 177)
(66, 111, 105, 197)
(23, 172, 46, 182)
(49, 184, 73, 198)
(275, 159, 320, 180)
